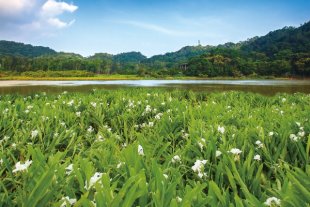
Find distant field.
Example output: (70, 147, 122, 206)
(0, 89, 309, 206)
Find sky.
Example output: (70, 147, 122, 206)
(0, 0, 309, 57)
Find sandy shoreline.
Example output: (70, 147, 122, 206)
(0, 80, 76, 87)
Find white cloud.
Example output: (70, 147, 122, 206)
(40, 0, 78, 28)
(0, 0, 78, 39)
(47, 17, 75, 28)
(41, 0, 78, 17)
(0, 0, 35, 16)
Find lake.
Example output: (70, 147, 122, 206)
(0, 79, 310, 95)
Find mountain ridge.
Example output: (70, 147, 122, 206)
(1, 21, 309, 61)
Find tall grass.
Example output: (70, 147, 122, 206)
(0, 89, 309, 206)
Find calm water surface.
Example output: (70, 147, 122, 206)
(0, 80, 310, 95)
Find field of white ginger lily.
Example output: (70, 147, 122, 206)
(0, 89, 309, 206)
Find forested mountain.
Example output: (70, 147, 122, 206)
(89, 52, 146, 63)
(0, 21, 309, 77)
(145, 45, 214, 64)
(113, 52, 146, 63)
(241, 22, 310, 55)
(185, 21, 310, 77)
(0, 41, 56, 57)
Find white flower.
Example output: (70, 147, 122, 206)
(87, 126, 94, 133)
(85, 172, 103, 190)
(65, 164, 73, 175)
(31, 130, 39, 139)
(255, 140, 264, 148)
(229, 148, 242, 155)
(41, 116, 49, 121)
(254, 154, 261, 161)
(90, 102, 97, 108)
(76, 111, 81, 117)
(148, 122, 154, 127)
(216, 150, 222, 157)
(155, 113, 163, 120)
(295, 122, 301, 127)
(27, 105, 33, 110)
(95, 135, 104, 142)
(191, 160, 207, 178)
(281, 98, 286, 102)
(12, 160, 32, 173)
(176, 196, 182, 203)
(24, 109, 30, 114)
(163, 174, 168, 179)
(171, 155, 181, 163)
(0, 159, 3, 165)
(138, 145, 144, 156)
(182, 132, 189, 139)
(298, 131, 305, 137)
(117, 162, 125, 169)
(60, 196, 77, 207)
(144, 105, 152, 113)
(67, 100, 74, 106)
(264, 197, 281, 206)
(198, 138, 205, 151)
(289, 134, 299, 142)
(268, 132, 274, 136)
(217, 126, 225, 134)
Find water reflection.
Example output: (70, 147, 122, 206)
(0, 80, 309, 95)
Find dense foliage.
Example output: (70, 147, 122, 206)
(0, 89, 309, 206)
(185, 22, 310, 77)
(0, 41, 56, 58)
(0, 21, 309, 77)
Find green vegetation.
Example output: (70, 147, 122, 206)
(0, 21, 309, 78)
(0, 89, 309, 206)
(186, 22, 310, 77)
(0, 40, 56, 57)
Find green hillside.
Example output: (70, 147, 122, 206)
(0, 41, 56, 57)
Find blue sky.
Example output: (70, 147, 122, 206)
(0, 0, 309, 57)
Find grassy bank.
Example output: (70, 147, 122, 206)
(0, 89, 309, 206)
(0, 69, 292, 80)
